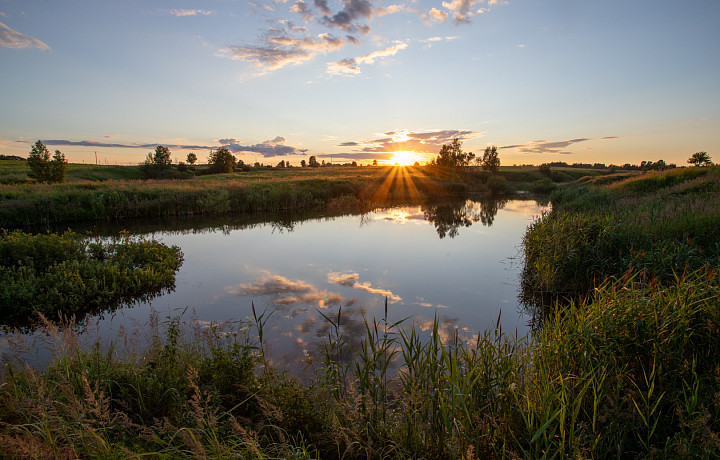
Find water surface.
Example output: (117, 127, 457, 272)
(1, 197, 547, 374)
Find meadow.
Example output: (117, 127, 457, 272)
(4, 162, 717, 458)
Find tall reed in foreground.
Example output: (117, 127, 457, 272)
(1, 269, 718, 458)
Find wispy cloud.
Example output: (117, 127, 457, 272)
(42, 137, 309, 158)
(0, 22, 49, 50)
(681, 117, 709, 125)
(501, 136, 619, 155)
(329, 129, 481, 158)
(327, 42, 408, 75)
(327, 272, 402, 302)
(220, 28, 347, 72)
(228, 270, 345, 308)
(169, 9, 212, 17)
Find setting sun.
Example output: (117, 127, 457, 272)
(389, 151, 422, 166)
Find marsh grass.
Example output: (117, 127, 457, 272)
(0, 230, 183, 327)
(523, 166, 720, 299)
(2, 270, 718, 458)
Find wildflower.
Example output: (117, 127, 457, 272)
(509, 383, 517, 391)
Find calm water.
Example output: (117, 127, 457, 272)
(1, 197, 547, 374)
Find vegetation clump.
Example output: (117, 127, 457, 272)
(522, 166, 720, 298)
(0, 230, 183, 326)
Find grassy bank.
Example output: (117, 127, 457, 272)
(0, 230, 183, 327)
(1, 270, 718, 458)
(0, 162, 611, 228)
(522, 166, 720, 299)
(0, 166, 475, 228)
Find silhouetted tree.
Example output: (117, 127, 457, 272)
(372, 159, 378, 166)
(435, 138, 474, 168)
(308, 156, 319, 167)
(207, 146, 236, 173)
(481, 145, 500, 173)
(186, 152, 197, 164)
(300, 159, 307, 167)
(688, 151, 712, 167)
(277, 160, 286, 168)
(51, 149, 68, 182)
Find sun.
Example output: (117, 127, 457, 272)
(389, 151, 421, 166)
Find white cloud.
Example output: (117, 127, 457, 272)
(327, 42, 408, 75)
(0, 22, 49, 50)
(169, 9, 212, 17)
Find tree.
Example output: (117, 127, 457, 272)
(372, 159, 377, 166)
(277, 160, 286, 168)
(207, 146, 236, 173)
(27, 140, 67, 183)
(51, 149, 68, 183)
(141, 145, 173, 178)
(308, 155, 319, 167)
(481, 145, 500, 173)
(186, 152, 197, 165)
(688, 151, 712, 167)
(435, 138, 475, 168)
(300, 159, 306, 167)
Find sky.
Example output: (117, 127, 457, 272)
(1, 0, 718, 166)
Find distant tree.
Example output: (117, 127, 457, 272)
(27, 140, 67, 183)
(207, 146, 236, 173)
(300, 159, 306, 167)
(372, 159, 377, 166)
(27, 140, 51, 182)
(277, 160, 286, 168)
(481, 145, 500, 173)
(186, 152, 197, 165)
(351, 161, 357, 167)
(538, 163, 551, 176)
(413, 161, 420, 167)
(141, 145, 173, 178)
(51, 149, 68, 183)
(688, 151, 712, 167)
(435, 138, 474, 168)
(308, 156, 319, 167)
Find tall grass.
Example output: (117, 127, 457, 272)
(523, 166, 720, 299)
(0, 168, 475, 228)
(2, 270, 718, 458)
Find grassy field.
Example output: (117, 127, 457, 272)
(6, 163, 714, 458)
(0, 161, 607, 229)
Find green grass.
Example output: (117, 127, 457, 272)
(522, 166, 720, 299)
(1, 270, 718, 458)
(0, 230, 183, 326)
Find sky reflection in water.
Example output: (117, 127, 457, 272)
(2, 198, 548, 375)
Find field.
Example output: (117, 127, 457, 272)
(4, 163, 716, 458)
(0, 161, 610, 228)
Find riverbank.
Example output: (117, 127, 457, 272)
(0, 161, 606, 228)
(4, 166, 716, 458)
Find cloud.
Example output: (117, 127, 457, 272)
(327, 42, 408, 75)
(335, 129, 480, 156)
(426, 7, 448, 23)
(320, 0, 374, 34)
(681, 117, 709, 125)
(169, 9, 212, 17)
(42, 137, 309, 158)
(0, 22, 49, 50)
(221, 29, 347, 71)
(500, 136, 619, 155)
(228, 270, 345, 308)
(291, 1, 315, 21)
(328, 272, 402, 302)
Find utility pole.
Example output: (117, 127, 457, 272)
(95, 151, 98, 165)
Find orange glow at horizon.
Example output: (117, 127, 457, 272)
(388, 150, 423, 166)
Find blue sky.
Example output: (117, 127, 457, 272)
(1, 0, 718, 166)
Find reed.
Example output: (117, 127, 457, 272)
(1, 268, 718, 458)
